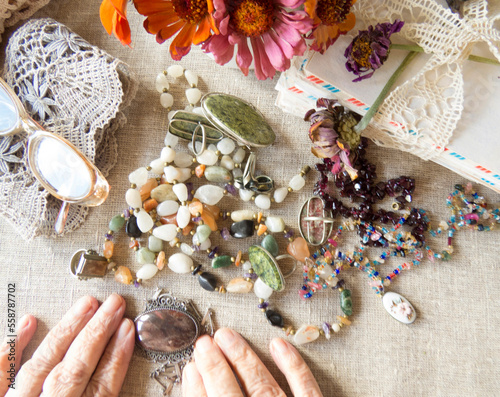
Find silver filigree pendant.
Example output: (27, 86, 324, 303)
(134, 289, 214, 395)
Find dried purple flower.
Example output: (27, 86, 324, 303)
(305, 98, 361, 180)
(344, 20, 405, 82)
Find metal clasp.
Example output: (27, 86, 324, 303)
(69, 249, 108, 280)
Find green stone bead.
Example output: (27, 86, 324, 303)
(340, 289, 353, 316)
(441, 251, 451, 261)
(148, 235, 163, 253)
(212, 255, 232, 269)
(204, 166, 232, 183)
(136, 247, 156, 264)
(109, 215, 125, 232)
(196, 225, 212, 244)
(249, 245, 283, 291)
(261, 235, 279, 257)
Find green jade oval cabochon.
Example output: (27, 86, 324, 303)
(201, 93, 276, 147)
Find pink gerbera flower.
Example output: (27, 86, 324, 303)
(202, 0, 313, 80)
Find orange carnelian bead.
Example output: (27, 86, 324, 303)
(257, 224, 267, 236)
(189, 201, 203, 216)
(257, 212, 263, 223)
(139, 178, 158, 202)
(156, 251, 166, 270)
(201, 211, 218, 231)
(143, 198, 158, 212)
(115, 266, 133, 284)
(287, 237, 310, 262)
(195, 164, 206, 178)
(103, 240, 114, 259)
(160, 214, 178, 225)
(203, 204, 220, 221)
(183, 222, 195, 236)
(129, 239, 139, 249)
(235, 250, 242, 267)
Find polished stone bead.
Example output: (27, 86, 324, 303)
(176, 205, 191, 229)
(230, 220, 255, 238)
(265, 216, 285, 233)
(253, 277, 274, 299)
(202, 93, 276, 147)
(174, 152, 194, 168)
(168, 253, 193, 274)
(153, 224, 178, 241)
(137, 247, 156, 264)
(126, 215, 142, 238)
(136, 210, 154, 233)
(109, 215, 125, 232)
(287, 237, 310, 263)
(273, 187, 288, 203)
(139, 178, 158, 201)
(136, 264, 158, 280)
(148, 235, 163, 253)
(255, 194, 271, 210)
(220, 155, 234, 170)
(249, 245, 283, 291)
(212, 255, 232, 269)
(265, 310, 284, 327)
(205, 166, 232, 183)
(156, 251, 166, 270)
(103, 241, 114, 259)
(196, 224, 212, 243)
(294, 325, 320, 345)
(125, 188, 142, 209)
(217, 137, 236, 154)
(340, 289, 353, 316)
(239, 188, 254, 202)
(194, 185, 225, 205)
(196, 150, 218, 166)
(231, 210, 254, 222)
(226, 277, 253, 293)
(261, 235, 279, 257)
(129, 167, 148, 187)
(143, 198, 158, 212)
(198, 272, 218, 291)
(157, 200, 179, 216)
(151, 184, 177, 202)
(115, 266, 133, 284)
(135, 309, 198, 353)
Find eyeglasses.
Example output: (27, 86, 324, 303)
(0, 77, 109, 233)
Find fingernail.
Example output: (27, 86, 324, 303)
(270, 338, 290, 357)
(195, 335, 213, 354)
(115, 318, 133, 339)
(17, 314, 31, 331)
(74, 296, 97, 316)
(214, 328, 237, 348)
(101, 293, 124, 314)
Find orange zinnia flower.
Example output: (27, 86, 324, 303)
(305, 0, 356, 54)
(134, 0, 219, 60)
(100, 0, 132, 46)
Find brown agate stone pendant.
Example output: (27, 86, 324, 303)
(134, 289, 213, 395)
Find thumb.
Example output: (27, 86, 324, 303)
(269, 338, 323, 397)
(0, 314, 37, 396)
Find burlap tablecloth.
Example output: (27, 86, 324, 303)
(0, 1, 499, 396)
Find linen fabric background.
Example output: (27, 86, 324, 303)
(0, 0, 499, 396)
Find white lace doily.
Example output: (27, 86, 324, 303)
(0, 18, 137, 240)
(0, 0, 50, 43)
(353, 0, 500, 160)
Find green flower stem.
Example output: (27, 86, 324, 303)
(390, 43, 500, 66)
(354, 51, 418, 133)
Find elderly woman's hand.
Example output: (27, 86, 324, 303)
(0, 294, 135, 397)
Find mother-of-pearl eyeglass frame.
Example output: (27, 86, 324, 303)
(0, 77, 109, 233)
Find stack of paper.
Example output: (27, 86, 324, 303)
(275, 36, 500, 194)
